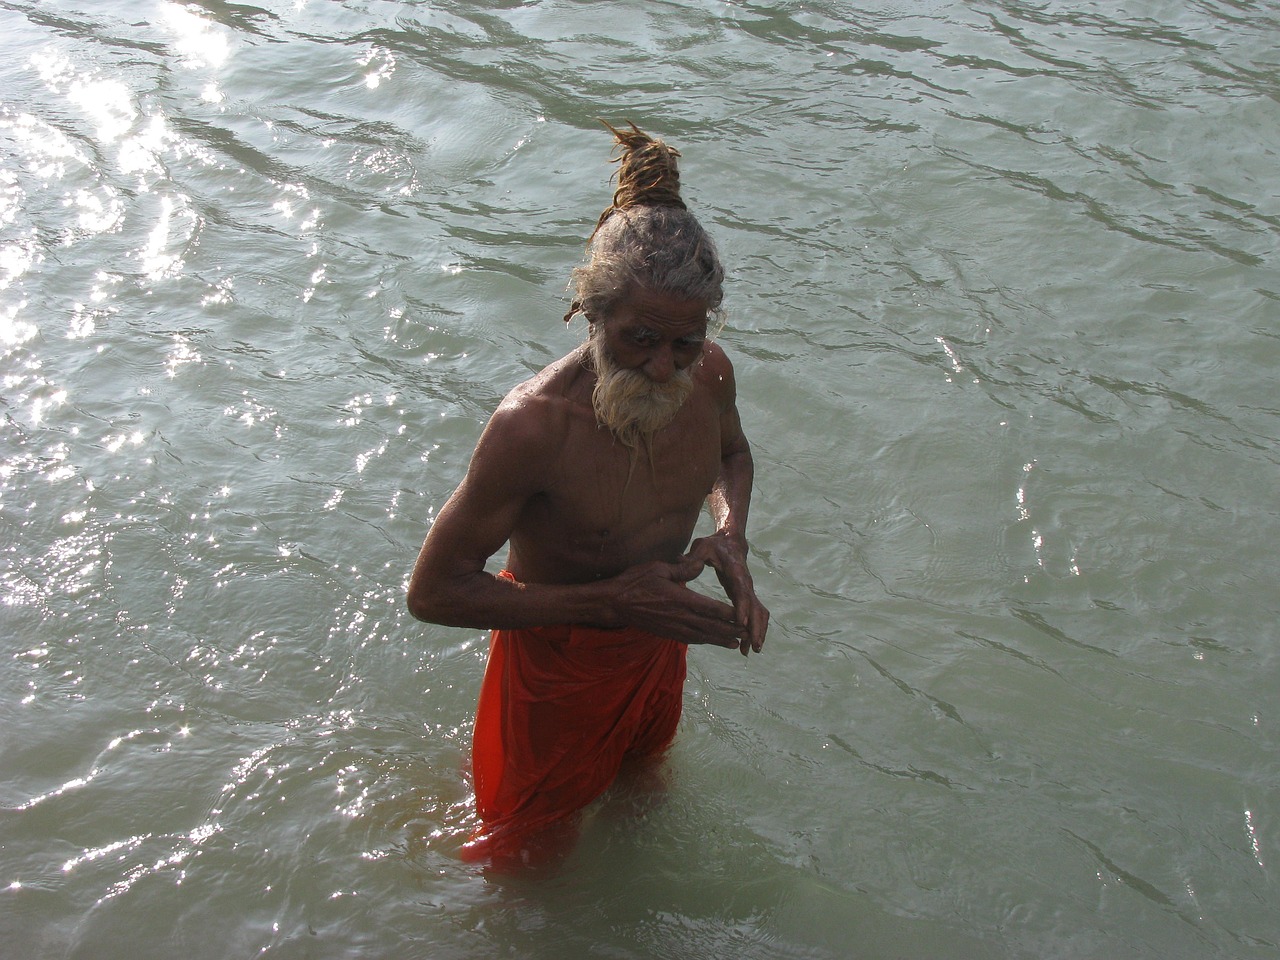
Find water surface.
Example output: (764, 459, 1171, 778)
(2, 1, 1278, 957)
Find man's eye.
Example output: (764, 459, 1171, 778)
(676, 338, 705, 350)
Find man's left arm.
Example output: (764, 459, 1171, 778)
(687, 345, 770, 655)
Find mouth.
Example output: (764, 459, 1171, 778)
(587, 339, 692, 447)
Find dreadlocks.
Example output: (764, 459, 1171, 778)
(565, 121, 725, 327)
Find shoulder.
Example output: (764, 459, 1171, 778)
(694, 340, 738, 411)
(470, 351, 587, 472)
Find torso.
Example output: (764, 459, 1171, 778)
(503, 345, 726, 584)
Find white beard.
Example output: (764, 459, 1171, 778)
(587, 333, 694, 450)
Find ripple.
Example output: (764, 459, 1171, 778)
(3, 0, 1279, 956)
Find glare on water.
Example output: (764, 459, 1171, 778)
(2, 1, 1278, 958)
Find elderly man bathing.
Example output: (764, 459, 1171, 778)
(407, 122, 769, 861)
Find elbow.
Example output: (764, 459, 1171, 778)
(405, 592, 430, 623)
(406, 580, 446, 624)
(406, 574, 476, 627)
(406, 564, 491, 628)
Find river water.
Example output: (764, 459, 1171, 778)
(2, 1, 1277, 957)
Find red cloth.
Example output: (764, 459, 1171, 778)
(464, 590, 687, 859)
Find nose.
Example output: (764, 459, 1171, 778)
(643, 345, 675, 383)
(645, 350, 675, 384)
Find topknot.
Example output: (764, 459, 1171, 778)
(591, 120, 687, 239)
(564, 121, 724, 327)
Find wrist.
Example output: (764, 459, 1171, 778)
(581, 576, 624, 628)
(713, 524, 748, 548)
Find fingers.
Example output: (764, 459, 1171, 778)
(684, 536, 711, 563)
(732, 599, 768, 656)
(627, 549, 768, 654)
(735, 599, 752, 657)
(749, 601, 770, 654)
(668, 554, 706, 583)
(684, 592, 740, 647)
(681, 535, 770, 656)
(663, 591, 764, 654)
(686, 534, 738, 571)
(624, 570, 738, 648)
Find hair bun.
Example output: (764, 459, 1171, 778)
(592, 121, 687, 238)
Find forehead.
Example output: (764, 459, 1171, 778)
(612, 289, 710, 334)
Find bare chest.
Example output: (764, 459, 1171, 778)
(513, 401, 722, 578)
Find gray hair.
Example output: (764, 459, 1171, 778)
(564, 123, 726, 326)
(569, 207, 724, 325)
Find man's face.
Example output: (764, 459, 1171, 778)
(599, 289, 709, 382)
(588, 289, 709, 447)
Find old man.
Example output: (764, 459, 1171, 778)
(407, 122, 769, 860)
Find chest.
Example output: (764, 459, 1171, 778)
(532, 399, 722, 551)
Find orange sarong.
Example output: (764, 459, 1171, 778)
(464, 609, 687, 859)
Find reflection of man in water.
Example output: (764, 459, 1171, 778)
(407, 122, 769, 862)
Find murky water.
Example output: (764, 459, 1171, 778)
(2, 1, 1278, 957)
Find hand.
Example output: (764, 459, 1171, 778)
(608, 558, 743, 649)
(685, 532, 770, 656)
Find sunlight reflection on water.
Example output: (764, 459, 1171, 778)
(1, 0, 1278, 957)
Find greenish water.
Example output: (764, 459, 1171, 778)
(2, 1, 1277, 957)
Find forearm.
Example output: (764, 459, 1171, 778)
(707, 445, 754, 543)
(693, 441, 769, 655)
(409, 553, 742, 648)
(407, 565, 616, 630)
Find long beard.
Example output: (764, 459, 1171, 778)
(588, 334, 694, 450)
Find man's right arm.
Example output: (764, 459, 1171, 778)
(406, 398, 607, 627)
(405, 400, 745, 648)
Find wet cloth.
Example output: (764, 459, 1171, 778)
(465, 587, 687, 857)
